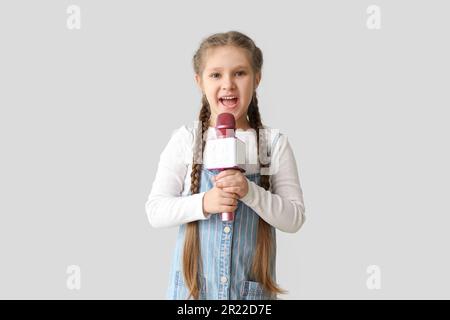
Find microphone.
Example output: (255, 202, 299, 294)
(215, 113, 238, 221)
(203, 113, 247, 222)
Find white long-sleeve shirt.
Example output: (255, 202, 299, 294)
(145, 125, 306, 233)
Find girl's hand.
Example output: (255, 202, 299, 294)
(214, 169, 249, 199)
(202, 185, 239, 215)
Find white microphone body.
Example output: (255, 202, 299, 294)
(203, 135, 246, 221)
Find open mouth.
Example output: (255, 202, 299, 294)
(219, 96, 239, 109)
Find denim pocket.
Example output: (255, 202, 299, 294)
(240, 280, 264, 300)
(173, 270, 207, 300)
(240, 280, 275, 300)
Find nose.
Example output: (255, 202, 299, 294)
(221, 74, 236, 91)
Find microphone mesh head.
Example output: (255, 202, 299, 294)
(216, 113, 236, 138)
(216, 113, 236, 129)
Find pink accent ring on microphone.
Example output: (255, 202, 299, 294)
(221, 212, 235, 221)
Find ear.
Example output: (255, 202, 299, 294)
(255, 72, 261, 89)
(195, 74, 203, 92)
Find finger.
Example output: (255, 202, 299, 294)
(220, 190, 238, 199)
(221, 205, 238, 213)
(221, 197, 238, 206)
(215, 169, 238, 181)
(222, 187, 241, 195)
(216, 177, 236, 188)
(217, 169, 243, 182)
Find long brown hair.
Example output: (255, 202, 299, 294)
(183, 31, 287, 299)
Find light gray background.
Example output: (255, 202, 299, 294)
(0, 0, 449, 299)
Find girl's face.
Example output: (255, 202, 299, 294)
(195, 45, 261, 129)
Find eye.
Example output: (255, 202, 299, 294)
(209, 71, 246, 79)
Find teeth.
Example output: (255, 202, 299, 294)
(221, 96, 237, 100)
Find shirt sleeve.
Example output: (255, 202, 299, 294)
(239, 134, 306, 233)
(145, 125, 211, 228)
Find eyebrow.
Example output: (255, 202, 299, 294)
(206, 65, 250, 72)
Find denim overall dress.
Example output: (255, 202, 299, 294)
(166, 133, 281, 300)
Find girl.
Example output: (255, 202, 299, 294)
(145, 31, 306, 300)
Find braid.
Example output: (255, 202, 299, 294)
(190, 95, 211, 194)
(248, 92, 287, 297)
(183, 95, 210, 300)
